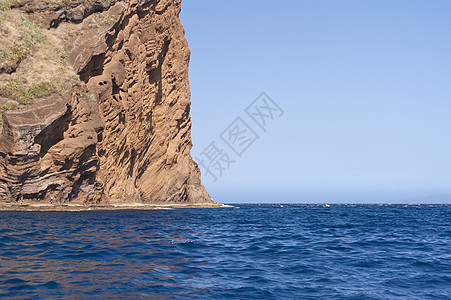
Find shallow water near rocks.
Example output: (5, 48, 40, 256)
(0, 204, 450, 299)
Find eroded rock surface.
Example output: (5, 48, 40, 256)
(0, 0, 212, 204)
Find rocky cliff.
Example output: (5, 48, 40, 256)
(0, 0, 212, 205)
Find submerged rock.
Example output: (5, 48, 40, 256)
(0, 0, 212, 205)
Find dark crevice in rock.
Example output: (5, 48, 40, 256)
(59, 159, 72, 172)
(77, 144, 97, 168)
(176, 103, 190, 130)
(137, 0, 155, 17)
(34, 106, 72, 159)
(106, 18, 123, 49)
(119, 150, 129, 166)
(160, 38, 171, 61)
(98, 148, 106, 157)
(97, 132, 103, 143)
(17, 170, 32, 184)
(69, 174, 91, 201)
(118, 111, 125, 124)
(50, 0, 120, 29)
(128, 149, 136, 178)
(79, 53, 106, 83)
(155, 3, 170, 16)
(35, 184, 59, 200)
(0, 65, 18, 75)
(125, 49, 132, 60)
(148, 65, 162, 104)
(111, 77, 120, 94)
(147, 39, 170, 106)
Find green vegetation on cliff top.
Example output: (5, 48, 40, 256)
(0, 3, 79, 123)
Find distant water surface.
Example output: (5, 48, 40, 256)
(0, 204, 450, 299)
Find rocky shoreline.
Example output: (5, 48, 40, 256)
(0, 201, 223, 211)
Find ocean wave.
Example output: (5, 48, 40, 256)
(0, 204, 449, 299)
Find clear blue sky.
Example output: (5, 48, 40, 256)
(180, 0, 451, 203)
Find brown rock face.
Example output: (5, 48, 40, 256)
(0, 0, 212, 204)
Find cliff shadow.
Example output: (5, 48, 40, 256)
(34, 108, 72, 159)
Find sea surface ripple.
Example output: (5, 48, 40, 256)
(0, 204, 450, 299)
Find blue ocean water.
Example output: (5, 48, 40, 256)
(0, 204, 450, 299)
